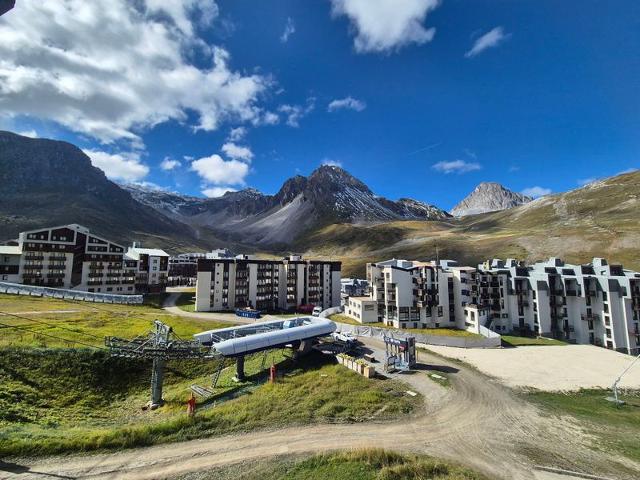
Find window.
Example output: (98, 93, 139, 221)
(437, 306, 443, 317)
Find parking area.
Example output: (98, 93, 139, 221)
(425, 344, 640, 391)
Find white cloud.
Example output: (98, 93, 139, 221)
(327, 96, 366, 112)
(190, 154, 249, 185)
(465, 26, 510, 58)
(522, 186, 552, 198)
(83, 149, 149, 182)
(0, 1, 272, 145)
(202, 186, 237, 198)
(330, 0, 440, 54)
(221, 142, 254, 161)
(280, 17, 295, 43)
(278, 98, 315, 127)
(322, 158, 343, 167)
(228, 126, 247, 142)
(17, 129, 38, 138)
(160, 157, 181, 171)
(432, 159, 481, 174)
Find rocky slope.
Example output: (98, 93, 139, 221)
(451, 182, 532, 217)
(124, 165, 451, 246)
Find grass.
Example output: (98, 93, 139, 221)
(328, 314, 481, 338)
(174, 449, 486, 480)
(0, 293, 232, 348)
(0, 347, 419, 457)
(501, 335, 567, 347)
(527, 389, 640, 464)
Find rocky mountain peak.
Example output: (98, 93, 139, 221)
(451, 182, 532, 217)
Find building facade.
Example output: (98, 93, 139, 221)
(195, 255, 341, 312)
(345, 257, 640, 355)
(126, 245, 169, 294)
(0, 224, 171, 295)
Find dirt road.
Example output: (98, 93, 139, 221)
(2, 342, 635, 480)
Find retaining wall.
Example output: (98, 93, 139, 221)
(0, 282, 143, 305)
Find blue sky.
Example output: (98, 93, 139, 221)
(1, 0, 638, 209)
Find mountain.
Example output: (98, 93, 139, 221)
(301, 170, 640, 276)
(125, 165, 451, 247)
(450, 182, 532, 217)
(0, 131, 211, 250)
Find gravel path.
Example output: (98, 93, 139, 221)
(2, 340, 635, 480)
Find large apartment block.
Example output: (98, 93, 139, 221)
(195, 255, 341, 312)
(0, 224, 169, 295)
(345, 257, 640, 355)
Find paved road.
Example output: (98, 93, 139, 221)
(161, 292, 253, 325)
(2, 340, 634, 480)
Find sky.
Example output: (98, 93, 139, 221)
(0, 0, 638, 210)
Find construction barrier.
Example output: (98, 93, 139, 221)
(0, 281, 143, 305)
(322, 307, 502, 349)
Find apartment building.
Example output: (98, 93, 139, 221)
(0, 224, 136, 293)
(478, 257, 640, 355)
(345, 256, 640, 355)
(0, 224, 173, 295)
(168, 249, 236, 286)
(195, 255, 341, 312)
(126, 245, 169, 293)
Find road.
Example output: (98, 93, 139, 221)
(2, 339, 635, 480)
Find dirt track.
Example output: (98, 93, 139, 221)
(2, 343, 636, 480)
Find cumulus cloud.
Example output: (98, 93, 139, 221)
(221, 142, 254, 161)
(202, 186, 237, 198)
(522, 186, 552, 198)
(0, 1, 272, 145)
(432, 159, 481, 174)
(278, 98, 315, 127)
(330, 0, 440, 54)
(465, 26, 510, 58)
(190, 154, 249, 185)
(327, 96, 366, 112)
(227, 126, 247, 142)
(280, 17, 295, 42)
(160, 157, 181, 171)
(83, 149, 149, 182)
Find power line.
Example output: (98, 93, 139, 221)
(0, 320, 106, 350)
(0, 309, 104, 340)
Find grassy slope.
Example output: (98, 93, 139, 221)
(297, 171, 640, 277)
(527, 390, 640, 464)
(0, 294, 230, 348)
(0, 294, 419, 457)
(0, 351, 419, 456)
(174, 449, 486, 480)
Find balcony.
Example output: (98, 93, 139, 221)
(22, 273, 43, 279)
(89, 264, 104, 270)
(582, 313, 600, 321)
(107, 264, 122, 270)
(24, 255, 44, 261)
(49, 255, 66, 261)
(88, 280, 103, 286)
(106, 280, 120, 285)
(47, 273, 65, 279)
(24, 265, 43, 270)
(565, 289, 578, 296)
(550, 289, 564, 296)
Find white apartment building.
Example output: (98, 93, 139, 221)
(479, 257, 640, 355)
(345, 256, 640, 355)
(195, 255, 341, 312)
(126, 245, 169, 294)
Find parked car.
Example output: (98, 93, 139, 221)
(331, 331, 356, 344)
(312, 306, 322, 317)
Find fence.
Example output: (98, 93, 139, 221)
(0, 282, 143, 305)
(321, 306, 502, 349)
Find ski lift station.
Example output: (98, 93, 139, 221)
(194, 317, 337, 357)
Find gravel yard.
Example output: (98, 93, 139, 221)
(425, 344, 640, 391)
